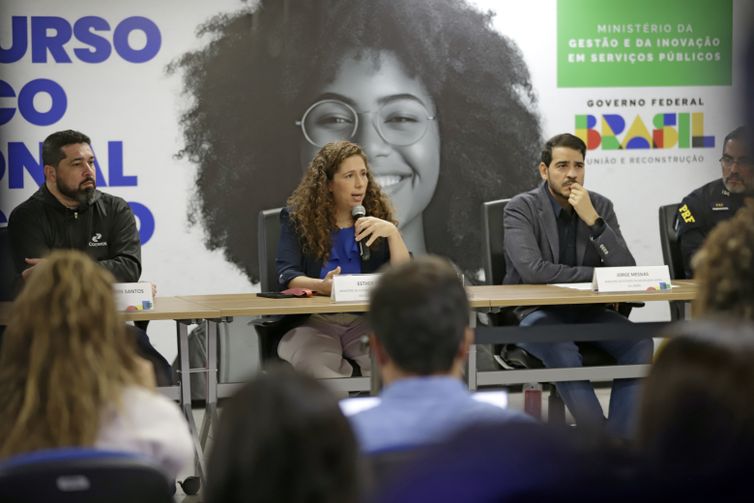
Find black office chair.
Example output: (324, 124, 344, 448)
(0, 226, 18, 302)
(0, 448, 174, 503)
(481, 199, 519, 326)
(0, 225, 16, 343)
(365, 446, 428, 489)
(253, 208, 307, 362)
(658, 203, 686, 321)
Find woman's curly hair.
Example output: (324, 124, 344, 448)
(287, 141, 395, 262)
(692, 202, 754, 320)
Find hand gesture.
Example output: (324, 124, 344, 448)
(319, 266, 341, 295)
(21, 258, 45, 280)
(568, 183, 599, 226)
(355, 216, 399, 246)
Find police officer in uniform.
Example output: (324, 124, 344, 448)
(677, 126, 754, 278)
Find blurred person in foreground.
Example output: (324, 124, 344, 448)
(206, 365, 361, 503)
(350, 256, 529, 454)
(0, 250, 192, 481)
(691, 201, 754, 320)
(635, 321, 754, 501)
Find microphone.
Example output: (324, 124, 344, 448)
(351, 205, 371, 261)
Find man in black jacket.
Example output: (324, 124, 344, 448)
(676, 126, 754, 278)
(8, 130, 172, 384)
(8, 130, 141, 283)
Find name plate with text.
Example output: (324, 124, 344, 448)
(591, 266, 671, 293)
(331, 274, 380, 302)
(114, 282, 154, 311)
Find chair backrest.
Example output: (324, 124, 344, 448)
(0, 226, 17, 301)
(258, 208, 284, 292)
(658, 203, 685, 280)
(366, 446, 427, 488)
(0, 448, 173, 503)
(481, 199, 511, 285)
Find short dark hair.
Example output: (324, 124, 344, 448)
(42, 130, 91, 167)
(368, 256, 469, 375)
(723, 126, 747, 152)
(540, 133, 587, 167)
(206, 365, 361, 503)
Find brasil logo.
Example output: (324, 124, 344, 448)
(576, 112, 714, 150)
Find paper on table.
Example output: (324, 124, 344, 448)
(551, 282, 679, 291)
(551, 282, 594, 291)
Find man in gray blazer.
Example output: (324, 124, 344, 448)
(503, 133, 653, 437)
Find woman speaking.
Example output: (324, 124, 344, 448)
(276, 140, 410, 378)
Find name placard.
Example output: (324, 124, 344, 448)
(113, 282, 154, 311)
(331, 274, 380, 302)
(591, 266, 672, 293)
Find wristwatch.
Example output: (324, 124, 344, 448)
(589, 217, 606, 238)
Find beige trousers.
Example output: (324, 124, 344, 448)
(277, 313, 371, 378)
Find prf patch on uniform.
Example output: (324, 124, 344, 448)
(678, 204, 695, 223)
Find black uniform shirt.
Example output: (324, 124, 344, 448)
(676, 178, 747, 278)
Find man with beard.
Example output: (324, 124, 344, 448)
(8, 130, 141, 284)
(677, 126, 754, 278)
(503, 133, 652, 437)
(7, 130, 172, 384)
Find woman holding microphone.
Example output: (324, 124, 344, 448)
(276, 140, 410, 378)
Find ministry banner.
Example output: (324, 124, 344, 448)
(1, 0, 748, 326)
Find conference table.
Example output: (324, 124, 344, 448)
(0, 280, 698, 327)
(0, 279, 696, 485)
(173, 279, 696, 395)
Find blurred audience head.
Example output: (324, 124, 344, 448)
(368, 255, 471, 379)
(206, 365, 361, 503)
(0, 250, 142, 458)
(692, 202, 754, 320)
(638, 320, 754, 475)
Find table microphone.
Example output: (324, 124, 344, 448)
(351, 205, 371, 261)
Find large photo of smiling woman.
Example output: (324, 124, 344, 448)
(172, 0, 541, 281)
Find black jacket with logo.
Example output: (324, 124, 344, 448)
(676, 178, 747, 278)
(8, 184, 142, 285)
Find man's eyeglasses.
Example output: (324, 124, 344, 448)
(296, 98, 436, 148)
(719, 155, 753, 169)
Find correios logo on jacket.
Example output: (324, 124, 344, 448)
(88, 233, 108, 247)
